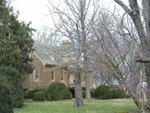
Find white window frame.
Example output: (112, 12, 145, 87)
(34, 69, 39, 82)
(51, 70, 55, 81)
(60, 70, 64, 81)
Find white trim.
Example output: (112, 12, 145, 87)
(51, 70, 55, 81)
(34, 69, 39, 82)
(60, 70, 64, 81)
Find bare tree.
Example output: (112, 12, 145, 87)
(113, 0, 150, 112)
(88, 9, 150, 113)
(48, 0, 99, 107)
(35, 28, 62, 46)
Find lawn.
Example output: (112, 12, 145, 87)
(14, 99, 137, 113)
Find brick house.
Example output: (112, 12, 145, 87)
(23, 41, 93, 89)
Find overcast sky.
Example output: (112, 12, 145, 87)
(12, 0, 51, 30)
(12, 0, 127, 31)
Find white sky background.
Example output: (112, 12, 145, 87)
(12, 0, 51, 30)
(12, 0, 129, 36)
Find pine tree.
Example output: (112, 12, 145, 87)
(0, 0, 34, 75)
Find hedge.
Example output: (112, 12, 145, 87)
(69, 87, 74, 98)
(0, 66, 24, 108)
(47, 82, 71, 101)
(24, 88, 47, 99)
(33, 92, 45, 101)
(92, 85, 129, 99)
(69, 87, 87, 98)
(24, 88, 37, 99)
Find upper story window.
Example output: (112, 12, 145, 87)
(51, 70, 55, 80)
(34, 69, 39, 81)
(60, 70, 64, 81)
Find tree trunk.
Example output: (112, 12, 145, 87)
(85, 72, 91, 99)
(80, 0, 91, 99)
(142, 0, 150, 38)
(83, 53, 91, 99)
(141, 0, 150, 111)
(74, 65, 84, 107)
(114, 0, 150, 112)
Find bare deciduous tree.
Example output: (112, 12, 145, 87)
(48, 0, 99, 107)
(113, 0, 150, 112)
(35, 28, 61, 46)
(88, 9, 150, 113)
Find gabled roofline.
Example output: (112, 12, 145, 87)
(33, 52, 58, 67)
(33, 52, 46, 66)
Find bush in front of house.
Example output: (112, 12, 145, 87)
(24, 88, 37, 99)
(69, 87, 74, 98)
(0, 66, 24, 108)
(90, 88, 95, 98)
(69, 87, 88, 98)
(93, 85, 113, 99)
(92, 85, 129, 99)
(112, 89, 128, 99)
(82, 90, 86, 98)
(33, 92, 45, 101)
(47, 82, 71, 101)
(0, 76, 14, 113)
(37, 88, 47, 97)
(24, 87, 47, 99)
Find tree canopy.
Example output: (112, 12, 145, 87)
(0, 0, 34, 75)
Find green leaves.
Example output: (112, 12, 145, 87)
(0, 0, 34, 75)
(47, 83, 71, 101)
(0, 78, 14, 113)
(0, 66, 24, 108)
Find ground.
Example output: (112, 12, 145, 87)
(14, 99, 137, 113)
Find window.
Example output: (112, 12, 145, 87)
(69, 72, 74, 84)
(34, 69, 39, 81)
(51, 70, 55, 80)
(60, 70, 64, 81)
(69, 72, 73, 78)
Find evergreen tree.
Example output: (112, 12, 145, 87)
(0, 0, 34, 75)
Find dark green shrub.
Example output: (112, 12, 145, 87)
(24, 88, 47, 99)
(92, 85, 128, 99)
(82, 87, 86, 90)
(93, 85, 113, 99)
(0, 66, 24, 108)
(69, 87, 87, 98)
(69, 87, 74, 98)
(91, 89, 95, 97)
(82, 87, 87, 98)
(112, 89, 127, 99)
(24, 88, 37, 99)
(33, 92, 45, 101)
(47, 82, 71, 101)
(82, 90, 86, 98)
(37, 88, 47, 97)
(125, 94, 130, 98)
(0, 76, 14, 113)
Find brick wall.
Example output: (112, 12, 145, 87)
(23, 53, 93, 89)
(23, 52, 45, 88)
